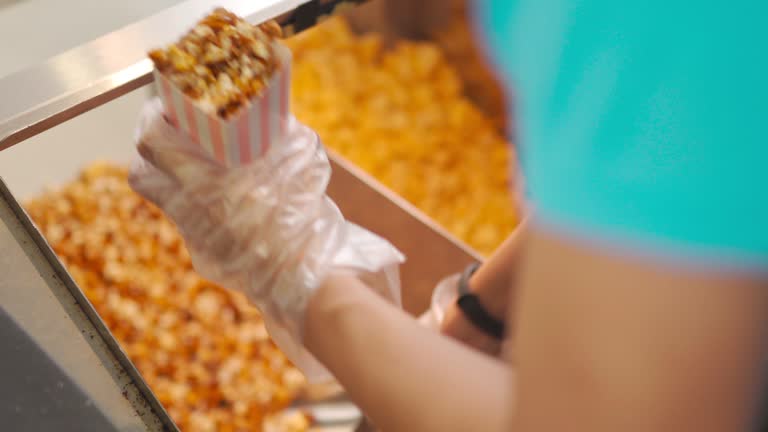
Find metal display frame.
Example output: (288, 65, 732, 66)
(0, 0, 367, 151)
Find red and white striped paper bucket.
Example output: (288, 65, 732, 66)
(153, 44, 291, 167)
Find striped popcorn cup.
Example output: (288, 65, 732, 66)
(153, 44, 291, 167)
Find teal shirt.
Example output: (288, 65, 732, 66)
(477, 0, 768, 269)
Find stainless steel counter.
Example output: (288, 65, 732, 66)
(0, 178, 177, 431)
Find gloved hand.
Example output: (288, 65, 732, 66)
(129, 99, 404, 381)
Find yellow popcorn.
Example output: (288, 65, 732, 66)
(287, 18, 519, 255)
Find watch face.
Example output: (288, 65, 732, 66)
(0, 307, 119, 432)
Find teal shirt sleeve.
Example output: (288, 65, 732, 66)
(477, 0, 768, 269)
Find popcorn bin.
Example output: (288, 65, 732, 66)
(0, 1, 512, 431)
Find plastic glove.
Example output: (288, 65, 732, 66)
(129, 99, 404, 381)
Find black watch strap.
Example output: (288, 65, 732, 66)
(456, 263, 505, 340)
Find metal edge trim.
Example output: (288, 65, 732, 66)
(0, 176, 181, 432)
(0, 0, 370, 151)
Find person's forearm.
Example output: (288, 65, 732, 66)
(438, 219, 528, 356)
(305, 274, 512, 432)
(468, 218, 528, 319)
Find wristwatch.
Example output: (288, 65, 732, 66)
(456, 262, 505, 339)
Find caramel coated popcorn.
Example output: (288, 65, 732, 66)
(430, 3, 509, 135)
(149, 8, 283, 118)
(26, 163, 307, 432)
(286, 18, 519, 255)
